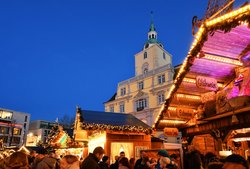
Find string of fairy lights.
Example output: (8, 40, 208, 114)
(152, 4, 250, 129)
(80, 123, 153, 135)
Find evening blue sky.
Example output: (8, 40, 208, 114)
(0, 0, 246, 121)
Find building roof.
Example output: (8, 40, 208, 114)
(153, 4, 250, 129)
(77, 108, 152, 134)
(80, 109, 149, 128)
(104, 93, 117, 103)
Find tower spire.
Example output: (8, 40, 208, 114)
(150, 11, 156, 31)
(143, 11, 163, 49)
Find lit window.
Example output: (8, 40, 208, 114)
(120, 87, 126, 96)
(158, 94, 165, 104)
(138, 81, 144, 90)
(158, 74, 165, 84)
(110, 105, 114, 112)
(135, 99, 148, 111)
(144, 52, 147, 59)
(119, 103, 125, 113)
(13, 128, 21, 135)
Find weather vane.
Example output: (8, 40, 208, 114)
(192, 0, 234, 35)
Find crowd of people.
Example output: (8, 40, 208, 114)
(0, 146, 248, 169)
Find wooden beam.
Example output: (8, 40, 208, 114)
(181, 111, 250, 137)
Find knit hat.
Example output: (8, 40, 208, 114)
(158, 150, 169, 157)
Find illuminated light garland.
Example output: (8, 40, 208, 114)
(81, 123, 152, 135)
(161, 119, 186, 124)
(203, 54, 243, 66)
(168, 107, 177, 111)
(232, 137, 250, 142)
(176, 93, 201, 100)
(206, 4, 250, 27)
(153, 4, 250, 129)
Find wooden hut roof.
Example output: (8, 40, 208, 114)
(153, 4, 250, 129)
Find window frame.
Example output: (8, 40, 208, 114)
(135, 98, 148, 111)
(119, 103, 125, 113)
(158, 93, 165, 104)
(158, 74, 166, 84)
(120, 87, 126, 96)
(138, 81, 144, 90)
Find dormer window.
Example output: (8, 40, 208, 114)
(144, 52, 147, 59)
(120, 87, 126, 96)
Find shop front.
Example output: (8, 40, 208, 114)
(73, 107, 152, 161)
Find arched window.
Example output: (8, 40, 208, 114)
(152, 34, 155, 39)
(142, 63, 149, 74)
(144, 52, 147, 59)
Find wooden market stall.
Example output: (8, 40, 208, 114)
(153, 2, 250, 157)
(73, 107, 152, 162)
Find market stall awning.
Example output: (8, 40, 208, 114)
(76, 108, 152, 134)
(153, 4, 250, 130)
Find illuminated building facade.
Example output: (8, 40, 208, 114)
(26, 120, 57, 146)
(104, 20, 174, 126)
(0, 108, 30, 147)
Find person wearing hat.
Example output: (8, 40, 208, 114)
(156, 150, 169, 169)
(156, 150, 177, 169)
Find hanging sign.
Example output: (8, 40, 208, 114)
(201, 91, 216, 103)
(196, 76, 218, 91)
(164, 127, 179, 137)
(176, 108, 194, 119)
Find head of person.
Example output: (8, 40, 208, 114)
(36, 147, 48, 158)
(60, 155, 79, 169)
(184, 150, 202, 169)
(5, 151, 29, 169)
(140, 150, 147, 159)
(114, 155, 119, 161)
(93, 146, 105, 161)
(30, 150, 36, 157)
(157, 150, 169, 159)
(102, 156, 109, 164)
(208, 161, 224, 169)
(119, 157, 130, 168)
(222, 154, 249, 169)
(120, 151, 125, 158)
(159, 157, 171, 168)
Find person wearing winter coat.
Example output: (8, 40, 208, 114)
(81, 146, 105, 169)
(60, 155, 80, 169)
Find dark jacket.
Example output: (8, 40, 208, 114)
(99, 161, 109, 169)
(81, 153, 100, 169)
(134, 158, 150, 169)
(110, 160, 118, 169)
